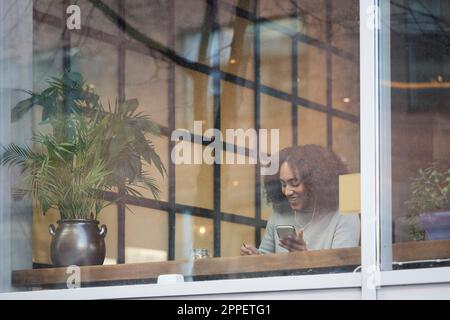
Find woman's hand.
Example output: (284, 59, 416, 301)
(240, 243, 260, 255)
(279, 229, 307, 252)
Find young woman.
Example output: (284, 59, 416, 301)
(241, 145, 360, 255)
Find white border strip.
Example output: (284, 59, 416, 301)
(360, 0, 380, 300)
(0, 273, 361, 300)
(380, 267, 450, 286)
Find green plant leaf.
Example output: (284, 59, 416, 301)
(11, 97, 34, 122)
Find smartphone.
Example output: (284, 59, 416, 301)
(276, 225, 297, 240)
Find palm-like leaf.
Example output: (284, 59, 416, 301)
(1, 115, 111, 219)
(6, 72, 166, 220)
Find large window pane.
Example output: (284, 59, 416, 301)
(298, 44, 327, 106)
(175, 67, 214, 130)
(70, 34, 118, 107)
(175, 214, 213, 260)
(383, 0, 450, 270)
(125, 206, 168, 263)
(221, 81, 254, 147)
(333, 117, 360, 173)
(125, 51, 169, 127)
(174, 0, 212, 66)
(298, 107, 327, 146)
(218, 13, 254, 81)
(260, 27, 291, 94)
(260, 94, 292, 150)
(139, 135, 169, 202)
(221, 222, 255, 257)
(176, 142, 214, 210)
(0, 0, 361, 293)
(221, 151, 255, 218)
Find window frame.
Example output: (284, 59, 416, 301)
(3, 0, 450, 300)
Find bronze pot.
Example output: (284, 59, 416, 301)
(49, 219, 107, 267)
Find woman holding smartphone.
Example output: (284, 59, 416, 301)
(240, 144, 360, 255)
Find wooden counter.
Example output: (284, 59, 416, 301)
(12, 239, 450, 288)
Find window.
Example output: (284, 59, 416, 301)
(0, 0, 361, 293)
(380, 0, 450, 271)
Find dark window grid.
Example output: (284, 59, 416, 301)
(326, 0, 333, 148)
(102, 191, 266, 228)
(62, 0, 71, 72)
(33, 8, 358, 125)
(291, 36, 299, 147)
(33, 1, 359, 260)
(211, 0, 221, 258)
(253, 0, 262, 247)
(168, 0, 176, 261)
(117, 0, 126, 264)
(192, 0, 358, 64)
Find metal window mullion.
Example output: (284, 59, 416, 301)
(360, 0, 381, 300)
(379, 0, 393, 271)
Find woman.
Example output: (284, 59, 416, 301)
(241, 145, 360, 255)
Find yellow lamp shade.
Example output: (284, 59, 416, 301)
(339, 173, 361, 214)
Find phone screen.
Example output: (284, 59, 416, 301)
(276, 225, 296, 239)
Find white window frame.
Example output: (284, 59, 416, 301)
(2, 0, 450, 300)
(362, 0, 450, 299)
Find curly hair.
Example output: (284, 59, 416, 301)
(263, 145, 348, 213)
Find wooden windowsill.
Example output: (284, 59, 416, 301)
(12, 239, 450, 288)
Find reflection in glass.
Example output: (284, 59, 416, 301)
(298, 107, 327, 147)
(0, 0, 362, 293)
(125, 50, 169, 127)
(385, 0, 450, 270)
(221, 221, 255, 257)
(175, 142, 214, 210)
(221, 151, 255, 218)
(176, 214, 213, 260)
(260, 26, 291, 93)
(125, 206, 168, 263)
(260, 94, 293, 150)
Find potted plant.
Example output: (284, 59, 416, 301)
(405, 162, 450, 240)
(1, 72, 165, 267)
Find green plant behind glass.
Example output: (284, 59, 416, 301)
(1, 115, 111, 220)
(1, 72, 165, 218)
(406, 162, 450, 215)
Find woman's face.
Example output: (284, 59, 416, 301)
(279, 162, 310, 211)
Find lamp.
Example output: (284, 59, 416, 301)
(339, 173, 361, 214)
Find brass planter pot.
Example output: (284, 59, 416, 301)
(49, 219, 107, 267)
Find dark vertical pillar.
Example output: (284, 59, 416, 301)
(211, 0, 221, 257)
(168, 0, 176, 261)
(253, 1, 262, 246)
(62, 0, 71, 72)
(117, 0, 126, 264)
(291, 35, 298, 146)
(326, 0, 333, 149)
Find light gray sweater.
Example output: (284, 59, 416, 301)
(259, 209, 360, 253)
